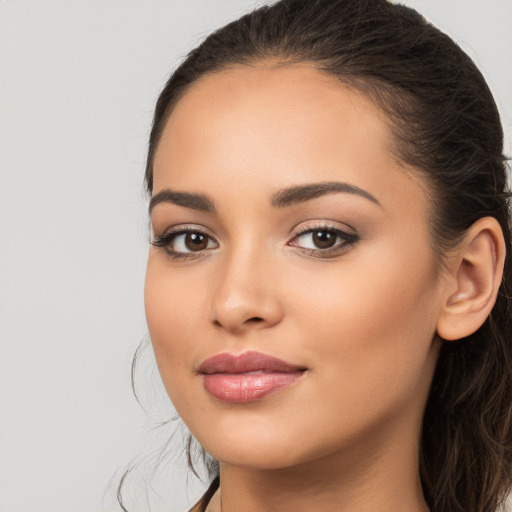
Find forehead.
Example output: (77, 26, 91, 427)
(153, 64, 427, 214)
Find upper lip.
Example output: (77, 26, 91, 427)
(198, 351, 307, 374)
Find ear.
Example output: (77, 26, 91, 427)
(437, 217, 506, 341)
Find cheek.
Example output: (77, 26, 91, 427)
(144, 256, 203, 389)
(286, 246, 440, 395)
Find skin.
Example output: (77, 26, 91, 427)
(144, 64, 503, 512)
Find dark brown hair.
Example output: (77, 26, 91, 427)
(133, 1, 512, 511)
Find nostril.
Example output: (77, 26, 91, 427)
(247, 317, 264, 323)
(211, 317, 264, 328)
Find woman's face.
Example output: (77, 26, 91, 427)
(145, 65, 444, 469)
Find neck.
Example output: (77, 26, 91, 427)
(215, 416, 430, 512)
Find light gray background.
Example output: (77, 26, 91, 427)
(1, 1, 511, 511)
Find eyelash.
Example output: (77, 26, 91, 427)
(290, 223, 359, 257)
(151, 223, 359, 260)
(151, 226, 217, 261)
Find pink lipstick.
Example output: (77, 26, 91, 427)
(198, 351, 307, 403)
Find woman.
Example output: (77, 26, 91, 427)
(140, 0, 512, 511)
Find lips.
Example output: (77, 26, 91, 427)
(198, 351, 307, 403)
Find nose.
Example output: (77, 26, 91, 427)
(209, 247, 284, 334)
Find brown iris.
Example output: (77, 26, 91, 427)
(312, 230, 337, 249)
(185, 232, 209, 251)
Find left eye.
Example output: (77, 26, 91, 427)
(290, 228, 357, 251)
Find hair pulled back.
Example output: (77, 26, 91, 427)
(144, 1, 512, 511)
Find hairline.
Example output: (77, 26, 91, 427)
(146, 57, 454, 271)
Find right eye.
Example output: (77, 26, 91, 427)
(151, 228, 218, 258)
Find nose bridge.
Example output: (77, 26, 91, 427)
(210, 234, 282, 332)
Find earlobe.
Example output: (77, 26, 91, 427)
(437, 217, 506, 341)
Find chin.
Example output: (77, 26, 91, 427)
(196, 431, 304, 469)
(207, 443, 305, 470)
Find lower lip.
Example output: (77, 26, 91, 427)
(203, 371, 305, 403)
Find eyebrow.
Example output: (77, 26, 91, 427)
(149, 181, 381, 215)
(271, 181, 381, 208)
(149, 189, 216, 214)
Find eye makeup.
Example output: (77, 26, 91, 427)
(151, 225, 218, 261)
(289, 223, 359, 258)
(151, 221, 360, 261)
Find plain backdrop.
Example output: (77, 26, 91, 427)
(1, 1, 511, 511)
